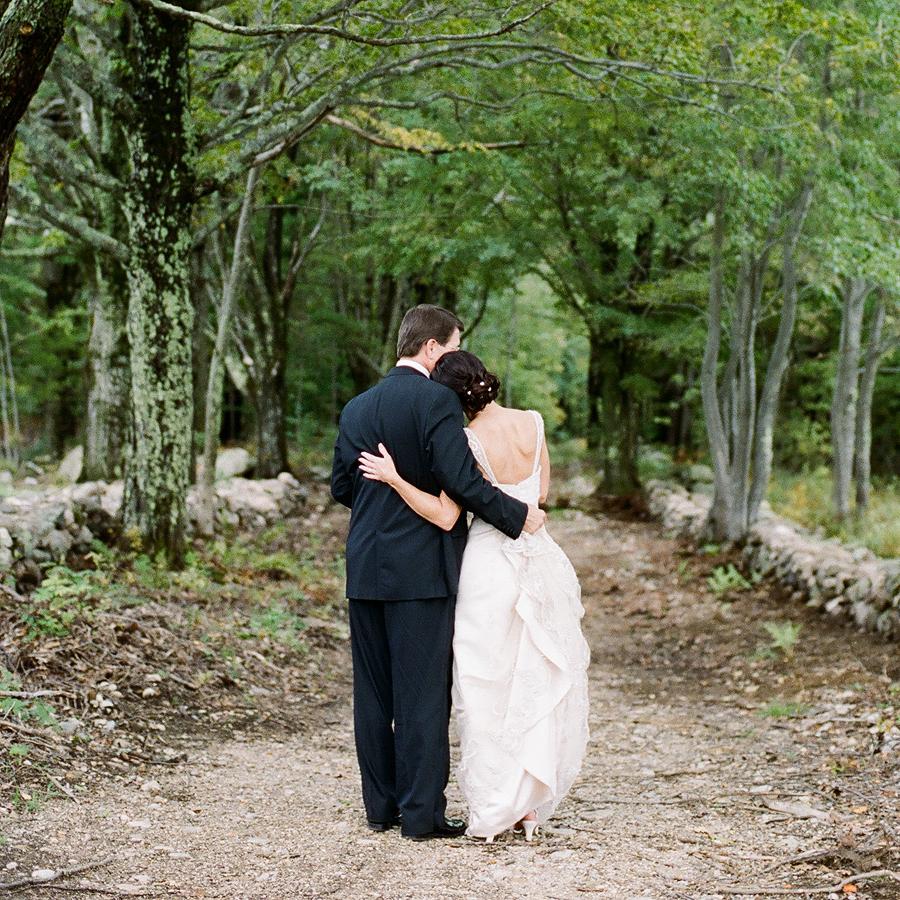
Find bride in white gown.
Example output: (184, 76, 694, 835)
(358, 350, 590, 842)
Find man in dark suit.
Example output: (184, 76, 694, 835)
(331, 304, 546, 841)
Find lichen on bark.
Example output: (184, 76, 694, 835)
(119, 1, 195, 566)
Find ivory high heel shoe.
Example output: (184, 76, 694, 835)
(515, 810, 539, 842)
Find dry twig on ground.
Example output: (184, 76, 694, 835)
(0, 856, 115, 891)
(715, 868, 900, 895)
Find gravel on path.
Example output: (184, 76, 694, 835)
(2, 509, 897, 899)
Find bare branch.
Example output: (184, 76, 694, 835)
(138, 0, 552, 46)
(9, 182, 128, 261)
(17, 121, 122, 193)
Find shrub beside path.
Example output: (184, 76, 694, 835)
(1, 509, 898, 898)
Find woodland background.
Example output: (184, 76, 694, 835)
(1, 6, 899, 893)
(0, 0, 897, 566)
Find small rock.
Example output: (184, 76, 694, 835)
(46, 529, 73, 559)
(30, 869, 57, 882)
(214, 447, 254, 480)
(58, 718, 83, 736)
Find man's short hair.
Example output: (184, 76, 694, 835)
(396, 304, 464, 359)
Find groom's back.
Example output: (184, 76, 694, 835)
(332, 367, 463, 601)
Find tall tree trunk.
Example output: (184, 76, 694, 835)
(198, 167, 259, 535)
(727, 261, 757, 539)
(701, 188, 737, 540)
(252, 369, 288, 478)
(43, 256, 81, 457)
(748, 183, 813, 522)
(616, 377, 640, 492)
(0, 0, 72, 245)
(84, 255, 130, 480)
(703, 184, 791, 542)
(83, 115, 131, 480)
(379, 276, 406, 373)
(0, 299, 19, 462)
(239, 197, 324, 477)
(586, 328, 603, 453)
(853, 289, 887, 514)
(676, 365, 696, 455)
(190, 242, 211, 483)
(830, 277, 869, 521)
(0, 134, 11, 247)
(120, 2, 194, 566)
(595, 339, 639, 493)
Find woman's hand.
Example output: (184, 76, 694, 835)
(358, 443, 399, 486)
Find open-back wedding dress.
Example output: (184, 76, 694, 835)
(453, 411, 590, 839)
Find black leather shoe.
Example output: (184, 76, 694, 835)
(402, 817, 467, 841)
(367, 815, 401, 832)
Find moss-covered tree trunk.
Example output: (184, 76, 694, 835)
(0, 0, 72, 244)
(120, 2, 194, 566)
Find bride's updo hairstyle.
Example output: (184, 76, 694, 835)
(432, 350, 501, 419)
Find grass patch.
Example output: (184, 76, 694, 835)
(758, 699, 809, 719)
(239, 602, 308, 651)
(11, 782, 58, 813)
(769, 468, 900, 558)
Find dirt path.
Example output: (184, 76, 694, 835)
(2, 509, 898, 899)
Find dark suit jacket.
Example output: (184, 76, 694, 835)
(331, 366, 528, 601)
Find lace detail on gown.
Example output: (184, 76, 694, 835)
(456, 412, 590, 838)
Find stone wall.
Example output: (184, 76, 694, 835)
(0, 473, 308, 580)
(645, 480, 900, 640)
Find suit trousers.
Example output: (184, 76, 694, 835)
(348, 596, 456, 836)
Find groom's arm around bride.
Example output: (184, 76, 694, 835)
(328, 303, 544, 840)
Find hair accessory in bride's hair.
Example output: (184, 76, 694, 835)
(431, 349, 501, 418)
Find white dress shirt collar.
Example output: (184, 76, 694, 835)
(396, 359, 430, 378)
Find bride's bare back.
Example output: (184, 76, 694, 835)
(467, 405, 550, 501)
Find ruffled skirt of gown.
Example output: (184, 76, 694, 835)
(452, 520, 590, 838)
